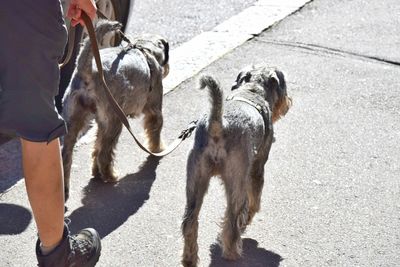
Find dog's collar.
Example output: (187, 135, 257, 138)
(226, 95, 267, 115)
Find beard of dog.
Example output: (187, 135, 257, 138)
(272, 95, 292, 123)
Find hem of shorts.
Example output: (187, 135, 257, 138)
(17, 123, 67, 144)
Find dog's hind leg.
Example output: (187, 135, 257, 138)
(62, 102, 92, 201)
(182, 151, 211, 267)
(91, 116, 122, 183)
(220, 152, 250, 260)
(142, 101, 164, 153)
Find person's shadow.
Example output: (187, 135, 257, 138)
(0, 203, 32, 235)
(209, 238, 282, 267)
(67, 155, 160, 238)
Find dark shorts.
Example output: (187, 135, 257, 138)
(0, 0, 68, 142)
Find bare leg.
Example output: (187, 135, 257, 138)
(21, 138, 64, 248)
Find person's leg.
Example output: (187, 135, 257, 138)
(21, 137, 102, 265)
(0, 2, 101, 265)
(22, 137, 101, 267)
(20, 138, 64, 250)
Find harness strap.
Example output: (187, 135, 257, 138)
(226, 95, 268, 115)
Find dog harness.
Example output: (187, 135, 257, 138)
(226, 94, 273, 144)
(227, 95, 267, 115)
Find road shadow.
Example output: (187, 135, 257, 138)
(67, 155, 160, 238)
(0, 203, 32, 235)
(0, 138, 23, 193)
(0, 133, 14, 146)
(209, 238, 282, 267)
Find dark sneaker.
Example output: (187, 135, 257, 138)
(36, 223, 101, 267)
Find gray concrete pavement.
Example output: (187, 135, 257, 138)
(1, 0, 400, 266)
(126, 0, 258, 48)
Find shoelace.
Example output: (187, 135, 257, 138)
(64, 218, 92, 260)
(70, 235, 91, 254)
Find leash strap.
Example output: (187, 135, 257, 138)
(75, 11, 195, 157)
(59, 23, 76, 68)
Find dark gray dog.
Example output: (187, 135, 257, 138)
(61, 20, 169, 200)
(181, 65, 292, 266)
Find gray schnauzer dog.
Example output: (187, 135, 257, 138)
(61, 20, 169, 200)
(181, 65, 292, 266)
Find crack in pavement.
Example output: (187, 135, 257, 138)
(260, 39, 400, 67)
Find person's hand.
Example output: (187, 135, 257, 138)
(67, 0, 97, 27)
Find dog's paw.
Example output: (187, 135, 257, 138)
(100, 168, 119, 183)
(181, 253, 199, 267)
(220, 237, 243, 261)
(101, 174, 118, 183)
(181, 258, 198, 267)
(92, 166, 118, 183)
(222, 249, 241, 261)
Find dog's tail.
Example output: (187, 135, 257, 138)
(199, 75, 224, 138)
(76, 20, 122, 75)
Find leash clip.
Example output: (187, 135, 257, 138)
(179, 120, 198, 140)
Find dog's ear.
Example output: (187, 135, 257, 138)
(231, 71, 252, 90)
(155, 38, 169, 77)
(158, 39, 169, 66)
(265, 71, 280, 92)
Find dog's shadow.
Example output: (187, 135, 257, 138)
(67, 155, 160, 238)
(209, 238, 282, 267)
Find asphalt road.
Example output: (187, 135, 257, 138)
(1, 0, 399, 266)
